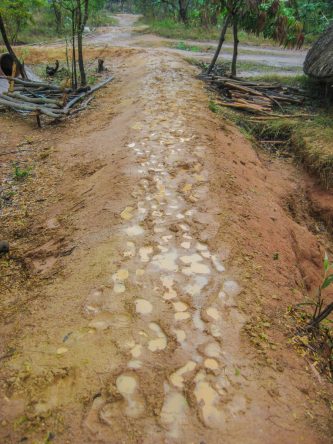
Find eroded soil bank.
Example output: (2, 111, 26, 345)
(0, 18, 333, 444)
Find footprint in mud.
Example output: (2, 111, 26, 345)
(88, 312, 131, 331)
(173, 299, 191, 321)
(193, 371, 226, 429)
(124, 225, 145, 236)
(169, 361, 196, 389)
(148, 322, 167, 352)
(180, 254, 211, 275)
(134, 298, 153, 315)
(115, 374, 145, 418)
(112, 268, 129, 294)
(173, 328, 186, 344)
(160, 276, 178, 300)
(151, 250, 179, 272)
(204, 306, 223, 338)
(139, 246, 153, 262)
(123, 241, 136, 258)
(160, 386, 189, 438)
(84, 286, 112, 315)
(87, 374, 146, 437)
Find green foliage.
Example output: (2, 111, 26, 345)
(174, 41, 202, 51)
(0, 0, 112, 44)
(0, 0, 46, 43)
(135, 0, 333, 45)
(322, 253, 333, 290)
(298, 0, 333, 39)
(208, 100, 219, 112)
(12, 164, 31, 181)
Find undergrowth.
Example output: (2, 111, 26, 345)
(202, 69, 333, 189)
(288, 255, 333, 381)
(11, 9, 117, 45)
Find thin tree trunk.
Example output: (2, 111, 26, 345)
(0, 13, 27, 78)
(51, 0, 62, 34)
(207, 13, 231, 74)
(231, 16, 239, 77)
(72, 9, 78, 90)
(178, 0, 188, 24)
(77, 0, 89, 87)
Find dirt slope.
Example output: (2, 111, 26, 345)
(0, 16, 332, 444)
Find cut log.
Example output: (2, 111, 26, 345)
(4, 92, 62, 107)
(0, 96, 66, 117)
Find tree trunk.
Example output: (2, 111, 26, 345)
(207, 13, 231, 74)
(51, 0, 62, 34)
(71, 9, 78, 90)
(77, 0, 89, 87)
(178, 0, 188, 24)
(0, 13, 27, 78)
(231, 16, 239, 77)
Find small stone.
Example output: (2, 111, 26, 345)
(56, 347, 68, 355)
(0, 240, 9, 255)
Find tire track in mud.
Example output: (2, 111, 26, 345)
(82, 55, 248, 442)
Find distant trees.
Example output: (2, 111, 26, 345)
(0, 0, 111, 88)
(51, 0, 63, 34)
(0, 0, 39, 44)
(0, 1, 33, 77)
(208, 0, 305, 76)
(135, 0, 333, 33)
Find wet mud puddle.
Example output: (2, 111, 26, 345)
(82, 55, 249, 442)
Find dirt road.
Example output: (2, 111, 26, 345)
(1, 14, 332, 444)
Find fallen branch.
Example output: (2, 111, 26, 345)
(64, 75, 113, 111)
(0, 96, 64, 118)
(4, 91, 62, 107)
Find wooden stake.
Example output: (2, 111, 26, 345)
(9, 62, 17, 93)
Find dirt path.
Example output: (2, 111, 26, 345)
(1, 14, 332, 444)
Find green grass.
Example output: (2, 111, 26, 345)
(236, 61, 302, 74)
(137, 17, 279, 46)
(135, 18, 220, 40)
(292, 114, 333, 188)
(248, 74, 310, 86)
(187, 58, 303, 78)
(12, 165, 31, 181)
(172, 41, 206, 52)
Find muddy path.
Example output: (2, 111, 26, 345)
(1, 14, 333, 444)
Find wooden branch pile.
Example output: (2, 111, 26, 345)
(0, 76, 113, 123)
(202, 74, 307, 116)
